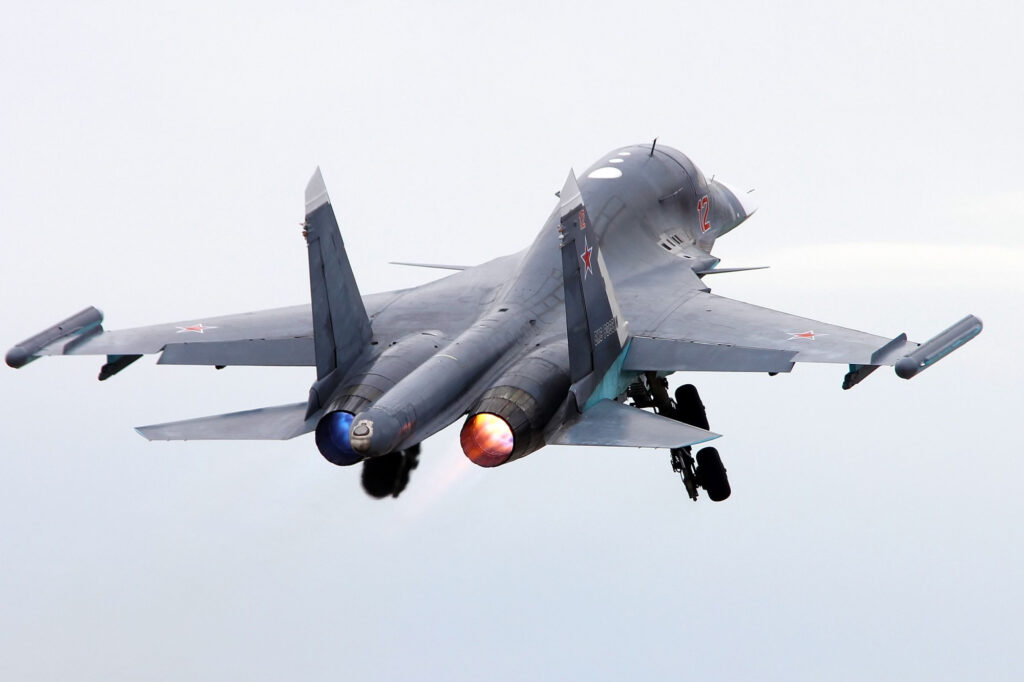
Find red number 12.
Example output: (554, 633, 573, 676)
(697, 195, 711, 233)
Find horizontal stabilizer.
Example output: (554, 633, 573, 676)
(136, 402, 315, 441)
(624, 336, 796, 373)
(389, 261, 469, 271)
(548, 399, 719, 449)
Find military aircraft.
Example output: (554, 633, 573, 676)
(6, 141, 982, 501)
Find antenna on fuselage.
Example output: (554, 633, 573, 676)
(649, 137, 658, 157)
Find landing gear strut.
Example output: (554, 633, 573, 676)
(629, 374, 731, 502)
(670, 447, 700, 501)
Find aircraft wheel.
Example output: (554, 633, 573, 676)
(361, 447, 420, 499)
(695, 447, 731, 501)
(674, 384, 709, 430)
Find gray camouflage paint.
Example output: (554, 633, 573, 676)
(6, 143, 982, 462)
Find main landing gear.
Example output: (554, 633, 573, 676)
(670, 446, 730, 502)
(361, 444, 420, 499)
(628, 374, 731, 502)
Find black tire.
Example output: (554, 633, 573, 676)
(361, 449, 419, 499)
(695, 447, 731, 502)
(361, 452, 404, 498)
(674, 384, 710, 430)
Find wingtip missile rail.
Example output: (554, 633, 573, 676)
(895, 315, 983, 380)
(6, 306, 104, 369)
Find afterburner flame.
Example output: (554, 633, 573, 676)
(460, 413, 514, 467)
(314, 411, 362, 466)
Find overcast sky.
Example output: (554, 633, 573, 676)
(2, 1, 1022, 680)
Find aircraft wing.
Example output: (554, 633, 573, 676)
(7, 260, 519, 380)
(621, 288, 981, 388)
(5, 304, 321, 374)
(629, 289, 909, 366)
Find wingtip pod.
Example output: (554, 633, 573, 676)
(6, 306, 104, 368)
(304, 166, 330, 215)
(5, 346, 30, 369)
(895, 315, 983, 379)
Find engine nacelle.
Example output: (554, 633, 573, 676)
(315, 410, 359, 466)
(460, 351, 570, 467)
(315, 331, 445, 466)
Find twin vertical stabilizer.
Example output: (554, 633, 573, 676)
(558, 170, 630, 407)
(304, 169, 372, 381)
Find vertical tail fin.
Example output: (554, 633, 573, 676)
(558, 170, 630, 407)
(304, 168, 372, 381)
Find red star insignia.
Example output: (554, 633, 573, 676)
(176, 323, 217, 334)
(580, 237, 594, 278)
(787, 331, 822, 340)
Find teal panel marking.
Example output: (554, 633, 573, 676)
(583, 339, 638, 411)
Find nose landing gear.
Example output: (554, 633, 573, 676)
(632, 374, 731, 502)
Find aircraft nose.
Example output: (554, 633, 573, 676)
(349, 409, 402, 456)
(715, 178, 758, 218)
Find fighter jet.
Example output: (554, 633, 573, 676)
(6, 142, 982, 501)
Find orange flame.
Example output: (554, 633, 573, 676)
(460, 413, 514, 467)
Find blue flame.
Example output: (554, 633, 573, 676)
(315, 411, 361, 466)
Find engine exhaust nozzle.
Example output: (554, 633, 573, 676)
(315, 411, 362, 466)
(460, 413, 515, 467)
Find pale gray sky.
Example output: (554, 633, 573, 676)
(2, 1, 1021, 680)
